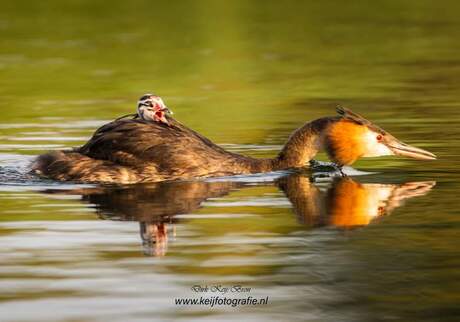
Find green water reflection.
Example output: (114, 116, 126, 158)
(0, 1, 459, 321)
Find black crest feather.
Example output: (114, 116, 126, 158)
(336, 106, 386, 134)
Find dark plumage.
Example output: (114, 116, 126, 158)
(31, 106, 436, 184)
(32, 113, 333, 183)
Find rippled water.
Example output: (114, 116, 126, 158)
(1, 1, 460, 321)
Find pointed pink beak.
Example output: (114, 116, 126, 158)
(387, 139, 436, 160)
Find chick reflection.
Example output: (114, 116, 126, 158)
(139, 222, 170, 257)
(78, 181, 240, 256)
(278, 176, 435, 228)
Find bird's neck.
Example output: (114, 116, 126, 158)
(247, 118, 333, 172)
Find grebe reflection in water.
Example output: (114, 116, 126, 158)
(45, 175, 435, 256)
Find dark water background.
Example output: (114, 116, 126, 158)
(0, 1, 459, 321)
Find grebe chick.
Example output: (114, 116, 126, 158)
(137, 94, 173, 125)
(31, 101, 436, 184)
(116, 93, 173, 124)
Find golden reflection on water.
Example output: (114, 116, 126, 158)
(44, 175, 435, 256)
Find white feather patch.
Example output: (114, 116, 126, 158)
(362, 130, 394, 157)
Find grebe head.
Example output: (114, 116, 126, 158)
(137, 93, 173, 124)
(324, 107, 437, 165)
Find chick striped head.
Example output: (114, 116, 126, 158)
(137, 94, 173, 125)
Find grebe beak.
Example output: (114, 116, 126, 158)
(386, 138, 436, 160)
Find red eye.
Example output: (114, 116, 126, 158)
(376, 134, 383, 141)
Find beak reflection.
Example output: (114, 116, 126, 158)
(44, 175, 435, 256)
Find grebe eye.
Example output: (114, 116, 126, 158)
(376, 134, 383, 141)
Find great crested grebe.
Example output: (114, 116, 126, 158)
(31, 94, 436, 183)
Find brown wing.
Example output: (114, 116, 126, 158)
(76, 117, 231, 172)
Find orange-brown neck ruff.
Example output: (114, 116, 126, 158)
(325, 120, 367, 165)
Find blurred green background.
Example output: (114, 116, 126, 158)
(1, 0, 459, 156)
